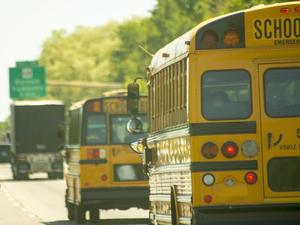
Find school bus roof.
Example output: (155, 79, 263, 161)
(149, 1, 300, 73)
(69, 94, 147, 111)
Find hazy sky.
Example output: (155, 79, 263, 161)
(0, 0, 156, 121)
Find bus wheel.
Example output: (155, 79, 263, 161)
(90, 208, 99, 222)
(56, 172, 64, 179)
(66, 202, 74, 220)
(48, 173, 55, 179)
(170, 185, 179, 225)
(75, 205, 85, 224)
(15, 173, 29, 180)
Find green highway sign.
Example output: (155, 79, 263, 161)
(9, 66, 46, 99)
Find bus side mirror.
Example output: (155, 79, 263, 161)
(127, 81, 140, 115)
(127, 116, 143, 134)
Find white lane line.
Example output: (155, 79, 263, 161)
(8, 197, 14, 201)
(21, 208, 27, 212)
(13, 202, 20, 206)
(28, 214, 36, 218)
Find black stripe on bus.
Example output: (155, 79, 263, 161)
(189, 121, 256, 136)
(79, 159, 108, 164)
(191, 160, 257, 172)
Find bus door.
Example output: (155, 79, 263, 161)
(258, 62, 300, 198)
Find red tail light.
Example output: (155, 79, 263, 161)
(280, 8, 290, 13)
(295, 7, 300, 13)
(245, 171, 257, 185)
(101, 174, 108, 181)
(222, 142, 238, 158)
(204, 195, 213, 204)
(87, 149, 106, 159)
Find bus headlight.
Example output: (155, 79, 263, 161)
(241, 140, 258, 158)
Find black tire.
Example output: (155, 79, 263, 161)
(90, 208, 99, 223)
(171, 186, 179, 225)
(75, 205, 85, 224)
(15, 173, 29, 180)
(57, 172, 64, 179)
(48, 172, 64, 179)
(67, 202, 75, 220)
(48, 172, 55, 179)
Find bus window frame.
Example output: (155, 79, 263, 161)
(201, 69, 253, 121)
(109, 113, 147, 145)
(263, 67, 300, 118)
(82, 111, 107, 146)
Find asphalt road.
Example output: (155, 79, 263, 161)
(0, 163, 149, 225)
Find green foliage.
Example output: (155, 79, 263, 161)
(226, 0, 293, 12)
(39, 22, 119, 106)
(111, 18, 151, 83)
(39, 0, 293, 105)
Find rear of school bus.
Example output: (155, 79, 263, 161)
(189, 2, 300, 224)
(65, 95, 149, 223)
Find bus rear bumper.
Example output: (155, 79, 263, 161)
(193, 204, 300, 225)
(80, 187, 149, 209)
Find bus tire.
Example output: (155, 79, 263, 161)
(57, 172, 64, 179)
(67, 203, 74, 220)
(75, 205, 85, 224)
(48, 173, 55, 179)
(170, 185, 179, 225)
(15, 173, 29, 180)
(90, 207, 99, 222)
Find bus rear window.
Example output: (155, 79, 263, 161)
(84, 114, 106, 145)
(264, 68, 300, 117)
(202, 70, 251, 120)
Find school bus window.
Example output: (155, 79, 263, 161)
(268, 157, 300, 192)
(114, 164, 147, 182)
(202, 70, 251, 120)
(110, 115, 148, 144)
(264, 68, 300, 117)
(84, 114, 106, 145)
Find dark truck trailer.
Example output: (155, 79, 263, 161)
(10, 101, 65, 180)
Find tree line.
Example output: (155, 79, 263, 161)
(39, 0, 291, 106)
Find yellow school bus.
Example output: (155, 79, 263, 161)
(65, 91, 148, 223)
(127, 2, 300, 225)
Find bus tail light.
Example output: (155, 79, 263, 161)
(245, 171, 257, 185)
(222, 142, 238, 158)
(202, 173, 215, 186)
(201, 142, 218, 159)
(241, 140, 258, 158)
(280, 8, 290, 13)
(87, 149, 106, 159)
(204, 195, 213, 204)
(101, 174, 108, 181)
(295, 7, 300, 13)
